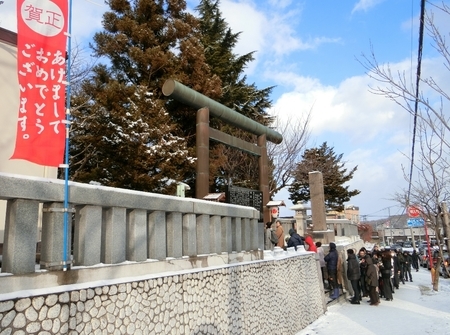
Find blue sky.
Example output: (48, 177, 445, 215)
(2, 0, 449, 220)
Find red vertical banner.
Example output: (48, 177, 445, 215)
(11, 0, 68, 167)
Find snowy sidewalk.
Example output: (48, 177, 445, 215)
(297, 269, 450, 335)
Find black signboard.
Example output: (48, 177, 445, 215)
(226, 185, 263, 214)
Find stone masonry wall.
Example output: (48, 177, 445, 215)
(0, 253, 324, 335)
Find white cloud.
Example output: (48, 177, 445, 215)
(220, 1, 340, 73)
(351, 0, 386, 14)
(268, 54, 450, 215)
(0, 0, 17, 32)
(267, 0, 293, 9)
(219, 0, 267, 73)
(270, 71, 410, 144)
(71, 0, 106, 41)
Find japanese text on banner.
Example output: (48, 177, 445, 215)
(11, 0, 68, 167)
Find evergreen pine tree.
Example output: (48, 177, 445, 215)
(288, 142, 360, 211)
(70, 0, 221, 193)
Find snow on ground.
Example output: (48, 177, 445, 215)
(297, 268, 450, 335)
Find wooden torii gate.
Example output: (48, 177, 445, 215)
(162, 79, 283, 223)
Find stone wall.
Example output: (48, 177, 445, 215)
(0, 253, 324, 335)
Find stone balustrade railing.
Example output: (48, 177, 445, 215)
(0, 173, 262, 277)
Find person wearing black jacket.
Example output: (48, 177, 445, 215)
(358, 248, 368, 297)
(380, 251, 394, 301)
(392, 249, 401, 288)
(347, 249, 361, 304)
(403, 251, 413, 282)
(325, 242, 339, 299)
(287, 228, 304, 251)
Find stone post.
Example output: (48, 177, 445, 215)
(2, 199, 39, 274)
(126, 209, 147, 262)
(196, 214, 211, 255)
(210, 215, 221, 254)
(102, 207, 126, 264)
(40, 202, 72, 270)
(167, 212, 183, 258)
(309, 171, 334, 244)
(232, 217, 242, 252)
(73, 205, 102, 266)
(148, 210, 167, 260)
(182, 213, 197, 257)
(241, 218, 250, 251)
(221, 216, 233, 253)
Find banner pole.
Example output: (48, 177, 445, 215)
(62, 0, 73, 271)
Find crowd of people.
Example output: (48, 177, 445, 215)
(265, 222, 418, 307)
(346, 245, 416, 305)
(264, 220, 317, 252)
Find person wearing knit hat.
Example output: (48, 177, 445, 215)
(325, 242, 339, 299)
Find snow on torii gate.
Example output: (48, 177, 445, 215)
(162, 79, 283, 223)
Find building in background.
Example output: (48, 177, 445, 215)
(327, 205, 360, 224)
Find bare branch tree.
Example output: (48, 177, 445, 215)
(359, 3, 450, 290)
(358, 5, 450, 147)
(268, 108, 311, 197)
(392, 117, 449, 290)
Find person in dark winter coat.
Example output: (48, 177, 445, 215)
(365, 256, 380, 306)
(358, 248, 368, 297)
(287, 228, 304, 251)
(397, 249, 406, 284)
(325, 242, 340, 299)
(380, 251, 393, 301)
(346, 249, 361, 304)
(403, 251, 413, 282)
(391, 249, 400, 289)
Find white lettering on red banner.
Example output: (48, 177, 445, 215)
(11, 0, 68, 166)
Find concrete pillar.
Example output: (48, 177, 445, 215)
(221, 216, 232, 253)
(257, 220, 264, 250)
(126, 209, 147, 262)
(210, 215, 221, 254)
(196, 214, 210, 255)
(73, 205, 102, 266)
(40, 202, 72, 270)
(250, 218, 259, 251)
(241, 218, 250, 251)
(148, 210, 167, 260)
(2, 199, 39, 274)
(309, 171, 334, 243)
(182, 213, 197, 257)
(102, 207, 126, 264)
(232, 217, 242, 252)
(167, 212, 182, 258)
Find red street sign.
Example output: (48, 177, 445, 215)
(407, 206, 421, 218)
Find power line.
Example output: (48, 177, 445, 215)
(407, 0, 426, 204)
(83, 0, 105, 7)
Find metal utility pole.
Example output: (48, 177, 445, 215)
(441, 202, 450, 252)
